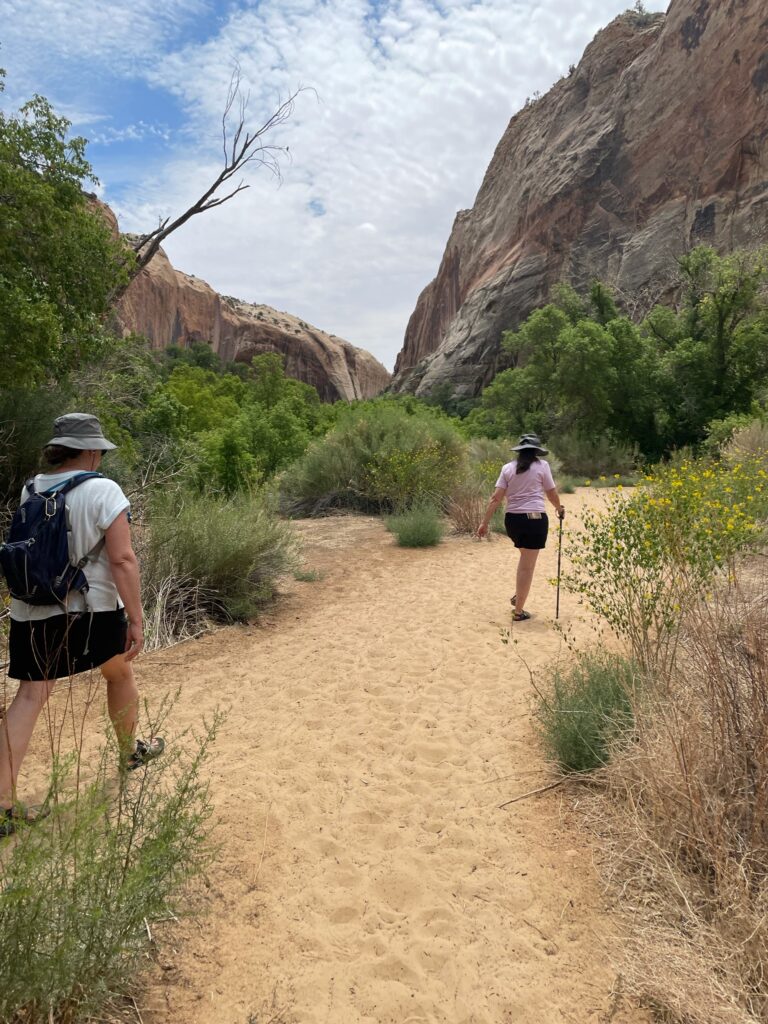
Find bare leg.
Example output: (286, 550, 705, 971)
(0, 679, 56, 809)
(100, 654, 138, 756)
(514, 548, 541, 615)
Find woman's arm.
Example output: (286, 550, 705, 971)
(546, 487, 566, 519)
(104, 510, 144, 660)
(477, 486, 507, 538)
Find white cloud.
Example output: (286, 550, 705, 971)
(3, 0, 668, 369)
(0, 0, 209, 71)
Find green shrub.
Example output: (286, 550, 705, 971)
(552, 432, 638, 477)
(293, 568, 324, 582)
(0, 701, 217, 1024)
(385, 504, 444, 547)
(565, 457, 768, 673)
(281, 399, 464, 514)
(141, 488, 297, 645)
(535, 651, 640, 774)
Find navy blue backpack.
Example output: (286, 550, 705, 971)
(0, 472, 104, 606)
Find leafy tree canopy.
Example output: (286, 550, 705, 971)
(0, 71, 129, 387)
(466, 248, 768, 461)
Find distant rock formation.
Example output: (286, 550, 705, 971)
(114, 241, 390, 403)
(390, 0, 768, 397)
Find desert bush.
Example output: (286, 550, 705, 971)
(596, 579, 768, 1023)
(566, 457, 768, 673)
(446, 437, 510, 534)
(724, 417, 768, 466)
(0, 701, 217, 1024)
(385, 503, 444, 547)
(551, 432, 638, 477)
(534, 651, 640, 774)
(141, 487, 297, 645)
(281, 400, 464, 514)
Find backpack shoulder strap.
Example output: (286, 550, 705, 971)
(45, 472, 105, 498)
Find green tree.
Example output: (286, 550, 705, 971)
(0, 74, 129, 386)
(647, 247, 768, 449)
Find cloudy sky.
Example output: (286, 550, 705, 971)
(1, 0, 666, 369)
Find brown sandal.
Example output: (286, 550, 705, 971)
(0, 803, 49, 838)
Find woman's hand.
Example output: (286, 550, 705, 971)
(557, 506, 566, 521)
(477, 522, 489, 539)
(124, 621, 144, 662)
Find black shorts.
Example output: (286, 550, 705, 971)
(505, 512, 549, 550)
(8, 609, 128, 681)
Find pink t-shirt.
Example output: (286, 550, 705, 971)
(495, 459, 556, 513)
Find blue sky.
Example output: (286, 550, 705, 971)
(1, 0, 667, 369)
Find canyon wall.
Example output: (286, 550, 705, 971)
(391, 0, 768, 396)
(116, 246, 390, 403)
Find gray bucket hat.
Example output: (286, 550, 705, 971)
(46, 413, 117, 451)
(511, 433, 548, 455)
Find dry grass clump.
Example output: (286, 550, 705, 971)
(594, 570, 768, 1023)
(724, 420, 768, 465)
(446, 437, 510, 535)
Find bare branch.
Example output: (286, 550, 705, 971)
(108, 74, 309, 308)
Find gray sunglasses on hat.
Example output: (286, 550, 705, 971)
(45, 413, 117, 451)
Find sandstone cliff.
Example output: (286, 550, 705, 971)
(391, 0, 768, 397)
(116, 246, 390, 403)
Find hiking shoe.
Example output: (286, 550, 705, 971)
(126, 737, 166, 771)
(0, 803, 49, 838)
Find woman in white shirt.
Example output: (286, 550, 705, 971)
(1, 413, 164, 836)
(477, 435, 565, 621)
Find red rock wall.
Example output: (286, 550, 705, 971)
(116, 248, 390, 403)
(391, 0, 768, 396)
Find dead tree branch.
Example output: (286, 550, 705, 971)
(108, 68, 305, 307)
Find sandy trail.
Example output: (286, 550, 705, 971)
(18, 492, 643, 1024)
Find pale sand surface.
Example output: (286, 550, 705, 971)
(16, 489, 645, 1024)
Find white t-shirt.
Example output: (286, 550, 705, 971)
(10, 472, 130, 621)
(495, 459, 556, 513)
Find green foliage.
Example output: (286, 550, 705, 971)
(0, 704, 216, 1024)
(552, 433, 639, 478)
(650, 248, 768, 450)
(535, 651, 639, 774)
(142, 487, 298, 632)
(385, 503, 445, 547)
(469, 248, 768, 464)
(466, 285, 658, 459)
(154, 353, 329, 492)
(293, 568, 324, 582)
(0, 385, 73, 499)
(281, 398, 465, 514)
(565, 457, 768, 672)
(0, 75, 129, 387)
(702, 410, 764, 456)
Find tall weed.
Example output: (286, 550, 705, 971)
(0, 700, 218, 1024)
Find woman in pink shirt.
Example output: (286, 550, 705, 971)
(477, 435, 565, 621)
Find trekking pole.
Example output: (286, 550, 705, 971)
(555, 513, 564, 620)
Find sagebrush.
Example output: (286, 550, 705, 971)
(0, 699, 218, 1024)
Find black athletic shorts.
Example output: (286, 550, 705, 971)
(8, 609, 128, 681)
(505, 512, 549, 550)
